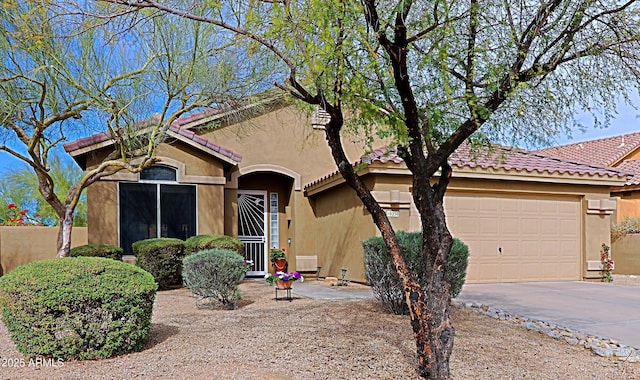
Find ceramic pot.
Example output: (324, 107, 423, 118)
(273, 258, 287, 272)
(275, 279, 294, 289)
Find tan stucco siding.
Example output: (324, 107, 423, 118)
(88, 180, 119, 246)
(305, 180, 378, 282)
(611, 234, 640, 275)
(308, 174, 617, 283)
(203, 105, 368, 185)
(197, 185, 225, 235)
(613, 193, 640, 221)
(155, 143, 225, 178)
(85, 140, 228, 246)
(0, 227, 87, 274)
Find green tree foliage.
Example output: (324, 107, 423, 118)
(0, 1, 264, 256)
(95, 1, 640, 378)
(0, 153, 86, 226)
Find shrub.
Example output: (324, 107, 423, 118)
(0, 257, 157, 360)
(362, 231, 469, 315)
(184, 234, 244, 255)
(70, 244, 123, 261)
(611, 217, 640, 243)
(132, 238, 185, 290)
(182, 249, 249, 309)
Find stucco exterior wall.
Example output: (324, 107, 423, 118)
(613, 195, 640, 221)
(85, 140, 227, 247)
(0, 226, 88, 275)
(308, 173, 616, 283)
(611, 234, 640, 275)
(304, 179, 379, 282)
(204, 105, 367, 185)
(88, 180, 118, 246)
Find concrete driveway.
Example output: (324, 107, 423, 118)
(457, 282, 640, 349)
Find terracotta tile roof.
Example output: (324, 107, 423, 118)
(63, 113, 242, 163)
(534, 132, 640, 167)
(616, 159, 640, 187)
(449, 144, 627, 177)
(368, 145, 627, 177)
(306, 144, 630, 190)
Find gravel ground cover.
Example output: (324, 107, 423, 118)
(0, 276, 638, 379)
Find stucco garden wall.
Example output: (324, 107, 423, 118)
(0, 226, 88, 275)
(611, 234, 640, 275)
(614, 196, 640, 222)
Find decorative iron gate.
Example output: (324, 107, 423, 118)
(237, 190, 268, 276)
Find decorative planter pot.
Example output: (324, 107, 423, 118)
(272, 258, 287, 272)
(275, 279, 294, 289)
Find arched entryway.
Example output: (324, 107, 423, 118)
(234, 169, 296, 276)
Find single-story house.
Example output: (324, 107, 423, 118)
(64, 98, 628, 283)
(536, 132, 640, 221)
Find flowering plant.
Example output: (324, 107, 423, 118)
(1, 203, 35, 226)
(264, 271, 304, 286)
(269, 248, 287, 261)
(600, 243, 614, 283)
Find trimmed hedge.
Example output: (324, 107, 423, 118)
(182, 249, 248, 309)
(0, 257, 157, 360)
(362, 231, 469, 315)
(70, 244, 123, 261)
(132, 238, 185, 290)
(184, 234, 244, 255)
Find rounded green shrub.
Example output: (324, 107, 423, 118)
(70, 244, 123, 261)
(363, 231, 469, 315)
(132, 237, 185, 290)
(0, 257, 157, 360)
(182, 249, 249, 309)
(184, 234, 244, 256)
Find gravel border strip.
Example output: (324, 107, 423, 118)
(453, 299, 640, 363)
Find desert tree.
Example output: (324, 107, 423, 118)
(0, 152, 87, 226)
(97, 1, 640, 378)
(0, 1, 267, 257)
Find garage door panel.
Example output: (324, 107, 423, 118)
(454, 216, 481, 234)
(540, 240, 562, 256)
(501, 240, 522, 258)
(560, 221, 579, 235)
(541, 220, 560, 234)
(477, 263, 499, 282)
(446, 192, 581, 283)
(479, 218, 499, 234)
(559, 241, 580, 258)
(520, 263, 542, 280)
(500, 218, 521, 234)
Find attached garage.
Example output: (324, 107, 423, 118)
(445, 192, 581, 283)
(308, 145, 629, 283)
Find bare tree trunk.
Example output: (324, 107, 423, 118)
(56, 209, 74, 257)
(322, 106, 454, 379)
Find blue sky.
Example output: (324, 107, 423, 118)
(555, 94, 640, 146)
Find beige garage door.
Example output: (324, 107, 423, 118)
(444, 192, 581, 283)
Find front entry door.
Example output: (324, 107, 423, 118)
(237, 190, 268, 276)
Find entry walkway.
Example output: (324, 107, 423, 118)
(457, 282, 640, 348)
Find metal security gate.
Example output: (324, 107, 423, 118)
(237, 190, 268, 276)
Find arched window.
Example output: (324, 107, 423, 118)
(140, 166, 177, 181)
